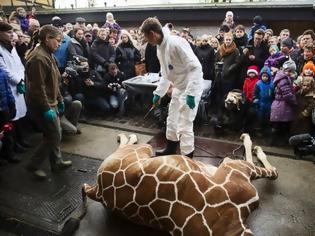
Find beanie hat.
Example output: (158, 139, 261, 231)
(75, 17, 86, 23)
(0, 22, 13, 32)
(226, 11, 234, 17)
(303, 61, 315, 76)
(253, 15, 263, 25)
(282, 60, 296, 71)
(269, 45, 279, 53)
(51, 16, 62, 27)
(260, 66, 272, 79)
(247, 65, 259, 76)
(281, 37, 294, 49)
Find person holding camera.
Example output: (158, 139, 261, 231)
(140, 17, 203, 158)
(25, 25, 72, 180)
(103, 63, 127, 114)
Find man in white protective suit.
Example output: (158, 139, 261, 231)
(140, 17, 204, 158)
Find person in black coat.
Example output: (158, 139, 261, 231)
(195, 35, 215, 81)
(68, 28, 90, 60)
(144, 43, 160, 73)
(90, 28, 116, 74)
(115, 30, 141, 79)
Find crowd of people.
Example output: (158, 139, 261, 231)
(0, 7, 314, 178)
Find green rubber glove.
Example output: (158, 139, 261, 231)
(57, 101, 65, 114)
(152, 94, 160, 106)
(44, 109, 57, 122)
(17, 80, 26, 94)
(186, 95, 195, 109)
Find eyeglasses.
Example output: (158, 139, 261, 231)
(202, 40, 208, 42)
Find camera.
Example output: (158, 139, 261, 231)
(65, 56, 89, 78)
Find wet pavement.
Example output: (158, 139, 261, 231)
(1, 122, 315, 236)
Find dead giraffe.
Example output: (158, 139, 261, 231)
(83, 133, 278, 236)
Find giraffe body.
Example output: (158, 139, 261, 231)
(84, 134, 278, 236)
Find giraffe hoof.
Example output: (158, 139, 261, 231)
(117, 133, 126, 143)
(240, 133, 249, 141)
(128, 134, 138, 144)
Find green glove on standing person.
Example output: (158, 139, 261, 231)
(57, 101, 65, 114)
(152, 94, 160, 106)
(186, 95, 195, 109)
(17, 80, 26, 94)
(44, 109, 57, 122)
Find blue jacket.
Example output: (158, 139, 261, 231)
(54, 34, 71, 69)
(253, 67, 273, 117)
(0, 68, 15, 111)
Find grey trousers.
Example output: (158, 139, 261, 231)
(28, 107, 62, 169)
(61, 100, 82, 135)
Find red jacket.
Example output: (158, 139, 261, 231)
(243, 76, 259, 102)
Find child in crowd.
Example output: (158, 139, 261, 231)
(264, 45, 287, 75)
(293, 61, 315, 92)
(243, 65, 260, 103)
(270, 60, 297, 145)
(291, 75, 315, 135)
(253, 66, 274, 133)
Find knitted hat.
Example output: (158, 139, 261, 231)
(247, 65, 259, 76)
(303, 61, 315, 76)
(269, 45, 279, 53)
(281, 37, 294, 49)
(0, 22, 13, 32)
(226, 11, 234, 17)
(260, 66, 272, 79)
(51, 16, 62, 27)
(253, 15, 263, 25)
(282, 60, 296, 71)
(76, 17, 86, 23)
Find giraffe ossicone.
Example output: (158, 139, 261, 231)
(83, 133, 278, 236)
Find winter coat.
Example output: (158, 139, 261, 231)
(270, 71, 297, 122)
(145, 43, 160, 73)
(91, 38, 116, 68)
(17, 15, 29, 32)
(68, 38, 90, 60)
(26, 44, 63, 112)
(253, 79, 273, 118)
(102, 22, 121, 33)
(290, 91, 315, 135)
(0, 43, 26, 120)
(248, 24, 267, 43)
(54, 33, 71, 69)
(154, 26, 203, 98)
(234, 34, 248, 53)
(243, 76, 259, 102)
(296, 56, 315, 75)
(0, 68, 15, 111)
(83, 70, 109, 98)
(264, 52, 287, 69)
(115, 42, 141, 79)
(195, 44, 215, 80)
(103, 71, 126, 96)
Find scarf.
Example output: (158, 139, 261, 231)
(219, 42, 237, 58)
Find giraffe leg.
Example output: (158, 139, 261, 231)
(117, 133, 129, 148)
(127, 134, 138, 145)
(240, 133, 253, 164)
(253, 146, 276, 171)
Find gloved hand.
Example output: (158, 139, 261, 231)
(57, 101, 65, 114)
(8, 103, 16, 120)
(152, 94, 160, 106)
(17, 80, 26, 94)
(186, 95, 195, 109)
(44, 109, 57, 122)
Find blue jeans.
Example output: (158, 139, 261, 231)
(85, 97, 110, 114)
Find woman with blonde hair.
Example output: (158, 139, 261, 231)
(115, 30, 141, 79)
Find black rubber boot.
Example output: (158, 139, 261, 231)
(185, 151, 194, 158)
(155, 140, 179, 156)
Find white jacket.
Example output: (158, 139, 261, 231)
(0, 44, 27, 120)
(154, 27, 203, 97)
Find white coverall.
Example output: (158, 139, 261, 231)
(154, 27, 204, 155)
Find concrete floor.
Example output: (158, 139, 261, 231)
(69, 124, 315, 236)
